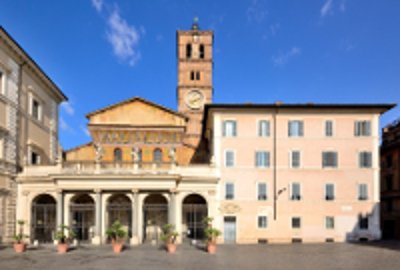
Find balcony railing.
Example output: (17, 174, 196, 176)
(62, 161, 174, 174)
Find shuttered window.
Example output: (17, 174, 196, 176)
(354, 121, 371, 136)
(255, 151, 270, 168)
(288, 120, 304, 137)
(322, 151, 338, 168)
(359, 152, 372, 168)
(223, 120, 237, 137)
(258, 120, 270, 137)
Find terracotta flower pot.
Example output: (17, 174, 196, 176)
(112, 242, 123, 253)
(14, 243, 26, 253)
(166, 243, 176, 253)
(207, 243, 217, 254)
(57, 243, 69, 254)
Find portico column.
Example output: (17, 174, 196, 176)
(169, 190, 182, 243)
(93, 189, 102, 245)
(130, 189, 139, 245)
(56, 190, 64, 228)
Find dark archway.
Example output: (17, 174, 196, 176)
(107, 194, 132, 239)
(182, 194, 208, 241)
(31, 194, 56, 243)
(70, 194, 95, 241)
(143, 194, 168, 243)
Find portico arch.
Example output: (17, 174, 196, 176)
(31, 194, 56, 243)
(182, 194, 208, 241)
(70, 194, 95, 241)
(143, 194, 168, 243)
(107, 194, 132, 239)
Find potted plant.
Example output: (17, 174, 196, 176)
(55, 224, 74, 254)
(106, 220, 127, 253)
(204, 217, 221, 254)
(13, 220, 28, 253)
(160, 223, 179, 253)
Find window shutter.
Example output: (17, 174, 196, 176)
(365, 121, 371, 136)
(288, 122, 292, 137)
(233, 121, 237, 136)
(266, 152, 270, 167)
(299, 121, 304, 136)
(222, 122, 226, 137)
(354, 121, 359, 136)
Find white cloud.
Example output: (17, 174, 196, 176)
(269, 23, 280, 36)
(272, 47, 301, 67)
(247, 0, 268, 23)
(91, 0, 103, 13)
(106, 8, 141, 66)
(59, 117, 75, 134)
(61, 101, 74, 116)
(80, 125, 91, 137)
(320, 0, 333, 17)
(340, 0, 347, 12)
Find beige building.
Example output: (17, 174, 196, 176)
(4, 20, 396, 245)
(0, 26, 67, 242)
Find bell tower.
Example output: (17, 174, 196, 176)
(177, 18, 213, 147)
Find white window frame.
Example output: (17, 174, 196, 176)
(0, 68, 6, 96)
(290, 182, 302, 201)
(224, 149, 235, 168)
(288, 120, 304, 137)
(325, 216, 335, 229)
(359, 151, 372, 168)
(289, 150, 302, 169)
(257, 182, 267, 201)
(324, 120, 334, 137)
(29, 92, 43, 122)
(257, 215, 268, 229)
(28, 146, 41, 165)
(222, 120, 237, 137)
(225, 182, 235, 200)
(322, 151, 338, 168)
(0, 136, 4, 159)
(325, 183, 335, 201)
(354, 120, 371, 137)
(358, 183, 368, 201)
(255, 150, 270, 168)
(257, 119, 270, 137)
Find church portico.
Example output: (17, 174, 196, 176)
(16, 163, 218, 245)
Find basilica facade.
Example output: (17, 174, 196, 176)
(2, 21, 395, 245)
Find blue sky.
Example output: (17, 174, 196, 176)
(1, 0, 399, 149)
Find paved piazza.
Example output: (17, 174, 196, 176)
(1, 242, 400, 270)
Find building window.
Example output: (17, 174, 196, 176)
(31, 151, 41, 165)
(257, 183, 267, 200)
(225, 182, 235, 200)
(325, 183, 335, 201)
(255, 151, 270, 168)
(199, 44, 205, 59)
(359, 152, 372, 168)
(224, 150, 235, 167)
(0, 71, 3, 95)
(190, 71, 195, 80)
(386, 155, 393, 168)
(258, 216, 268, 228)
(196, 71, 200, 80)
(359, 215, 369, 230)
(354, 121, 371, 136)
(290, 151, 301, 168)
(288, 120, 304, 137)
(186, 43, 192, 58)
(322, 151, 338, 168)
(292, 217, 301, 229)
(386, 175, 393, 191)
(258, 120, 270, 137)
(31, 98, 41, 121)
(114, 148, 122, 162)
(290, 183, 301, 201)
(153, 148, 162, 163)
(223, 120, 237, 137)
(325, 120, 333, 137)
(325, 217, 335, 229)
(358, 184, 368, 201)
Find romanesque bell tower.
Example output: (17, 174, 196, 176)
(177, 18, 213, 148)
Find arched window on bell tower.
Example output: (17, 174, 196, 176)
(114, 148, 122, 162)
(153, 148, 162, 164)
(199, 44, 205, 59)
(186, 43, 192, 59)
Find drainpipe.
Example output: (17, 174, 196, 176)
(273, 107, 278, 220)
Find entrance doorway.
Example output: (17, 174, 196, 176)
(224, 216, 237, 244)
(143, 194, 168, 243)
(31, 194, 56, 243)
(70, 194, 95, 241)
(107, 194, 132, 239)
(182, 194, 207, 241)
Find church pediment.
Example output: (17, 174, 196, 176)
(86, 97, 187, 126)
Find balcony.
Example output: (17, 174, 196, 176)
(19, 160, 218, 179)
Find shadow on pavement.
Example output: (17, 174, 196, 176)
(350, 240, 400, 252)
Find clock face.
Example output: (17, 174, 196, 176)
(185, 90, 205, 109)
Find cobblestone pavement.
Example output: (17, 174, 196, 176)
(0, 241, 400, 270)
